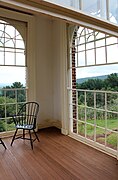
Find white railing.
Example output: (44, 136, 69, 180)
(0, 87, 27, 134)
(68, 88, 118, 158)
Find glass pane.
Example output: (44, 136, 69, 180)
(0, 119, 6, 132)
(86, 42, 94, 50)
(78, 121, 85, 137)
(7, 117, 15, 131)
(16, 33, 23, 40)
(16, 52, 25, 66)
(96, 47, 106, 64)
(0, 23, 4, 33)
(106, 36, 118, 45)
(96, 92, 105, 109)
(96, 110, 105, 128)
(82, 0, 98, 13)
(0, 50, 4, 65)
(16, 39, 25, 49)
(106, 131, 117, 150)
(79, 35, 85, 45)
(78, 91, 85, 105)
(100, 0, 107, 19)
(86, 92, 94, 107)
(107, 112, 118, 131)
(0, 105, 5, 118)
(86, 49, 95, 65)
(78, 106, 85, 121)
(5, 38, 15, 48)
(96, 39, 105, 48)
(78, 44, 85, 52)
(107, 45, 118, 63)
(86, 124, 94, 140)
(0, 90, 4, 98)
(109, 0, 118, 24)
(5, 52, 14, 65)
(96, 127, 105, 145)
(6, 104, 16, 117)
(5, 25, 15, 38)
(95, 32, 105, 40)
(6, 90, 15, 101)
(86, 108, 94, 124)
(107, 93, 118, 112)
(78, 51, 85, 66)
(17, 89, 26, 102)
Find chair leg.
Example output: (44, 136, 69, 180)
(11, 129, 18, 146)
(0, 138, 7, 149)
(29, 130, 33, 150)
(23, 129, 25, 139)
(33, 129, 40, 142)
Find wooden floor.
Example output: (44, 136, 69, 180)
(0, 127, 118, 180)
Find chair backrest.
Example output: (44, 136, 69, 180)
(16, 102, 39, 128)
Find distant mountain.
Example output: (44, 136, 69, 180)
(76, 74, 114, 84)
(0, 83, 12, 88)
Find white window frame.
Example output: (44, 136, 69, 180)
(68, 24, 118, 159)
(0, 7, 36, 101)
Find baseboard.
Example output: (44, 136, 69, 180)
(61, 128, 69, 135)
(38, 119, 62, 130)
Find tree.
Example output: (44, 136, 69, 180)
(78, 79, 103, 90)
(2, 82, 26, 102)
(104, 73, 118, 91)
(0, 96, 16, 132)
(76, 73, 118, 91)
(11, 82, 24, 89)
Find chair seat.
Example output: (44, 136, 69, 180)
(16, 124, 34, 130)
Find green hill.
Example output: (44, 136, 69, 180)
(77, 75, 109, 84)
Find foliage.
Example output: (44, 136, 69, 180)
(77, 73, 118, 91)
(0, 120, 6, 132)
(77, 78, 104, 90)
(76, 73, 118, 149)
(0, 82, 26, 132)
(77, 73, 118, 113)
(104, 73, 118, 91)
(107, 133, 117, 148)
(2, 82, 26, 102)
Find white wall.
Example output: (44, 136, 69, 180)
(35, 15, 53, 125)
(34, 15, 68, 130)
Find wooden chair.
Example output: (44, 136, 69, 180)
(11, 102, 40, 149)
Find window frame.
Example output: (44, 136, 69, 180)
(0, 7, 36, 104)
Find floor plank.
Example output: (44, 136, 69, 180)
(0, 127, 118, 180)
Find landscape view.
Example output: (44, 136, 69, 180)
(75, 72, 118, 150)
(0, 81, 26, 132)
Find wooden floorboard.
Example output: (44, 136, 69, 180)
(0, 127, 118, 180)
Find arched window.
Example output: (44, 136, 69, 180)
(0, 19, 25, 66)
(0, 18, 27, 133)
(69, 25, 118, 158)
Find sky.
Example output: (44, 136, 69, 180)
(76, 64, 118, 79)
(0, 66, 26, 86)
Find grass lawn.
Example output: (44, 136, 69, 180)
(78, 118, 118, 149)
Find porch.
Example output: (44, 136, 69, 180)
(0, 127, 118, 180)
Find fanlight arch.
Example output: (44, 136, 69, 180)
(0, 19, 25, 66)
